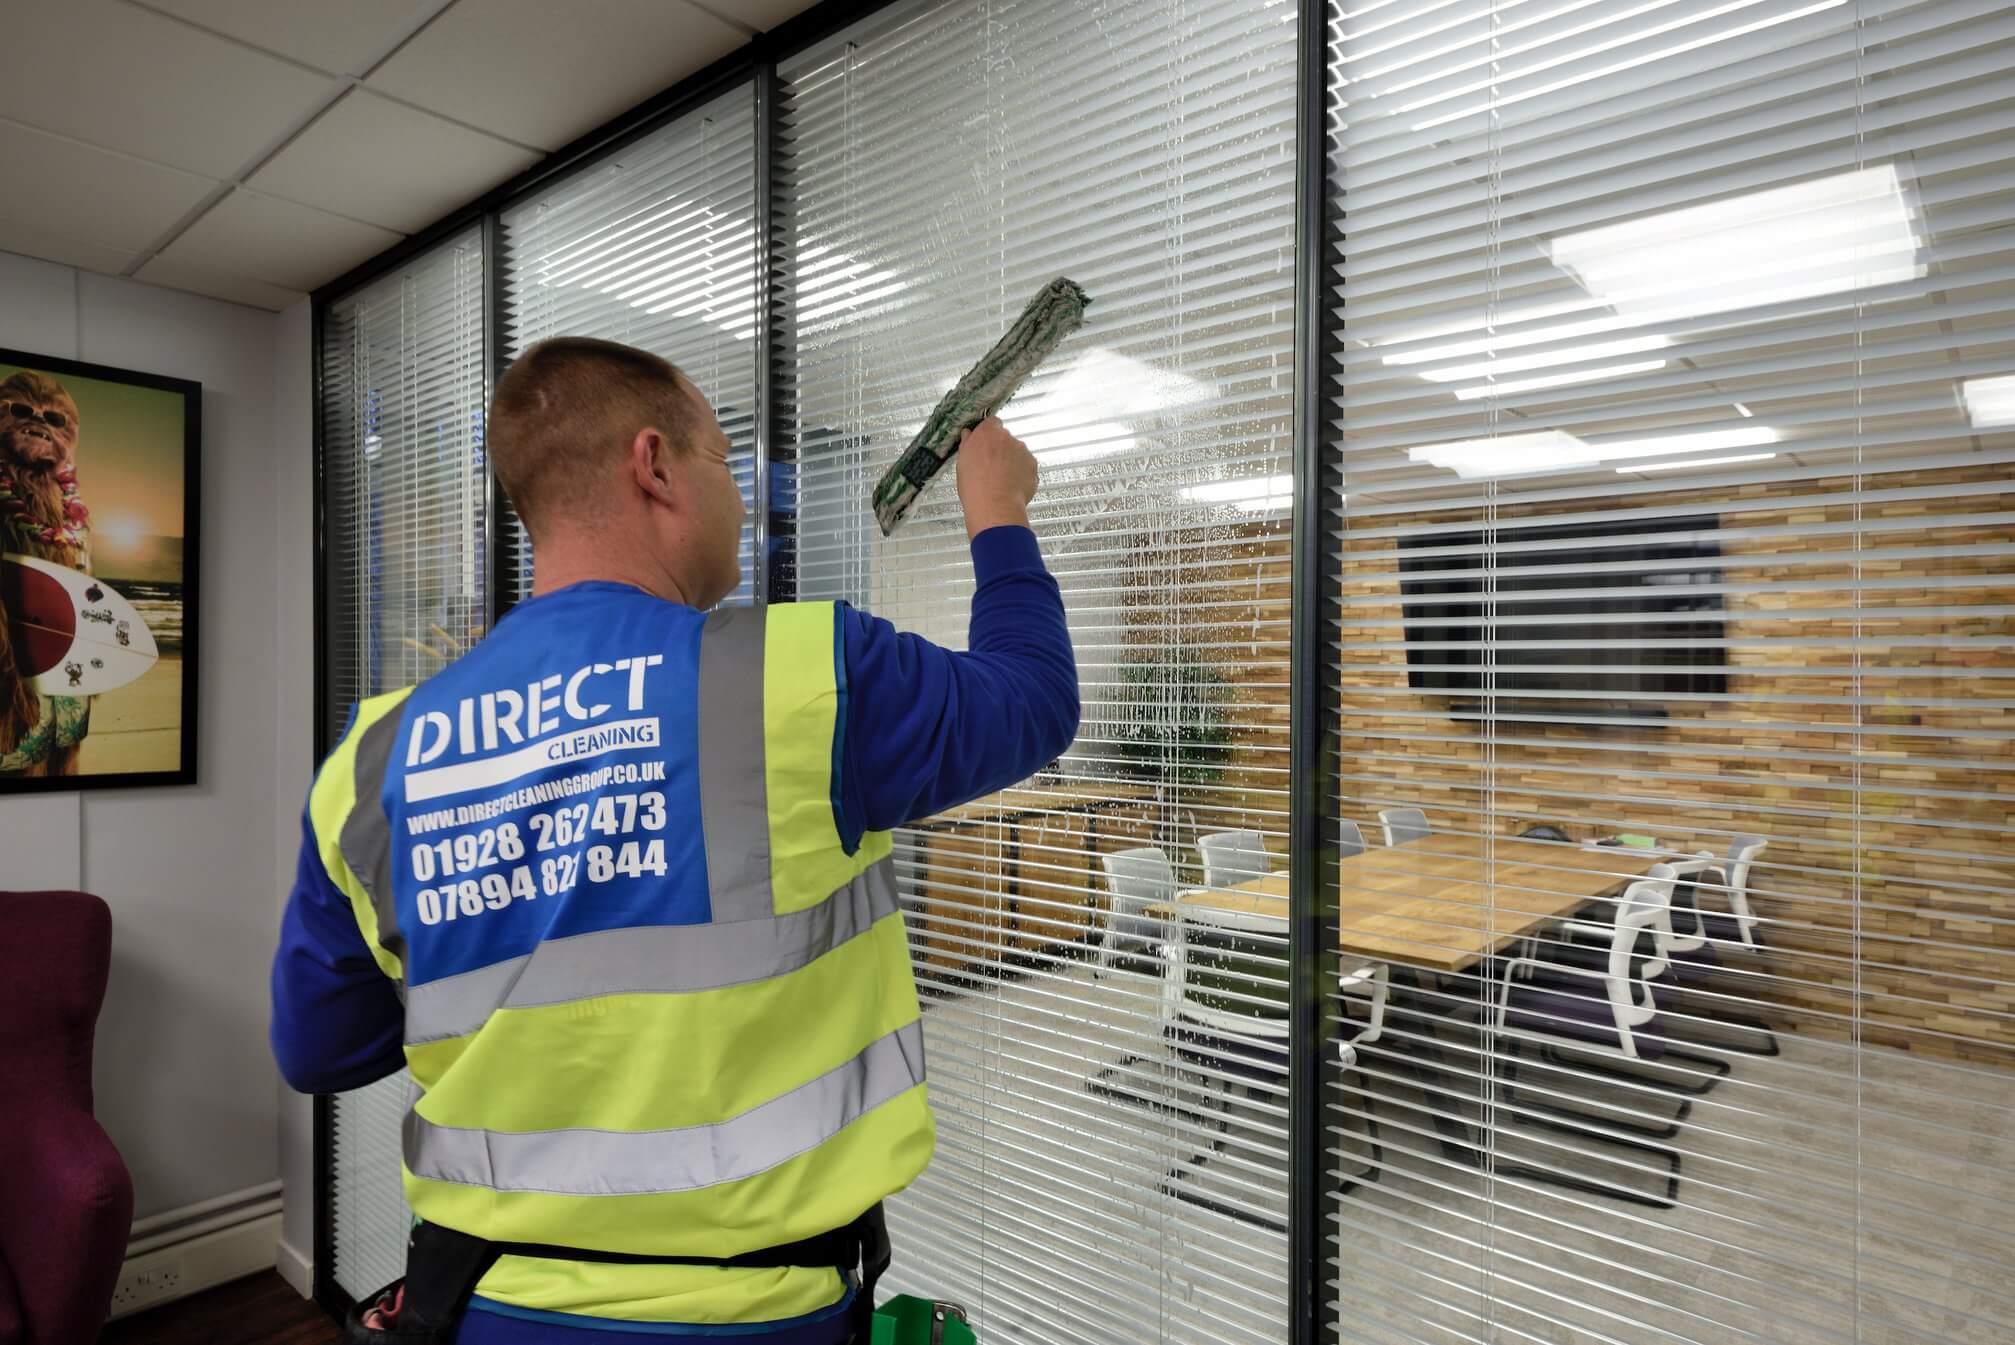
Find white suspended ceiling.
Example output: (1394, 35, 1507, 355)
(0, 0, 817, 312)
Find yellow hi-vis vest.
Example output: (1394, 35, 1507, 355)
(307, 600, 934, 1325)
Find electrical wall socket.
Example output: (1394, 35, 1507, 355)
(110, 1257, 185, 1315)
(105, 1210, 283, 1322)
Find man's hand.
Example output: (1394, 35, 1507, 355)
(956, 416, 1038, 541)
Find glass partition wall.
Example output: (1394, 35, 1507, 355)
(778, 3, 1300, 1339)
(1323, 0, 2015, 1340)
(316, 0, 2015, 1339)
(319, 229, 488, 1300)
(498, 83, 763, 608)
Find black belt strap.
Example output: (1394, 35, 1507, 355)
(348, 1205, 890, 1344)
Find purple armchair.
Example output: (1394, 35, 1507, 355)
(0, 891, 133, 1345)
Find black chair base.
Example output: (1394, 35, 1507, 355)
(1090, 1053, 1384, 1229)
(1496, 1112, 1682, 1210)
(1657, 1006, 1782, 1057)
(1502, 1036, 1691, 1140)
(1086, 1054, 1197, 1113)
(1496, 1037, 1683, 1208)
(1538, 1039, 1733, 1097)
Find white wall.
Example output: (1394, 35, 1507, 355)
(0, 253, 314, 1249)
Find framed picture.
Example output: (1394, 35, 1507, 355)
(0, 348, 200, 791)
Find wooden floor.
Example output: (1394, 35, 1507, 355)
(100, 1271, 337, 1345)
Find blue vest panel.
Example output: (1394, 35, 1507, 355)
(386, 582, 713, 988)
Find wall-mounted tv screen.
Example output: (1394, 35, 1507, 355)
(1398, 513, 1728, 714)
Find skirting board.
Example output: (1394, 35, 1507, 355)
(108, 1211, 282, 1321)
(276, 1237, 313, 1300)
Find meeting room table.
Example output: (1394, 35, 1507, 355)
(1158, 831, 1674, 1165)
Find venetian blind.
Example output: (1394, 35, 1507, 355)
(319, 227, 489, 1299)
(498, 83, 761, 607)
(778, 1, 1304, 1341)
(1324, 0, 2015, 1342)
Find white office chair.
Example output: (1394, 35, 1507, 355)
(1498, 866, 1679, 1066)
(1553, 842, 1783, 1057)
(1700, 835, 1769, 950)
(1658, 836, 1779, 1055)
(1337, 963, 1388, 1059)
(1334, 818, 1386, 1055)
(1379, 807, 1430, 847)
(1096, 847, 1173, 976)
(1492, 863, 1719, 1208)
(1557, 849, 1716, 946)
(1197, 829, 1274, 891)
(1162, 904, 1385, 1211)
(1338, 818, 1367, 861)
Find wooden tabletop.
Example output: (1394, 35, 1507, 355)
(919, 780, 1158, 829)
(1159, 834, 1667, 973)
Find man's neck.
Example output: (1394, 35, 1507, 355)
(528, 539, 694, 607)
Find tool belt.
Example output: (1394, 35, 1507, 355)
(343, 1204, 890, 1345)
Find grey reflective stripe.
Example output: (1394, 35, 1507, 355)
(340, 702, 408, 969)
(405, 1019, 926, 1195)
(403, 858, 903, 1044)
(697, 608, 771, 924)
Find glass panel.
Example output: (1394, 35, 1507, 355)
(320, 228, 488, 1300)
(1325, 0, 2015, 1339)
(499, 84, 761, 608)
(780, 1, 1300, 1339)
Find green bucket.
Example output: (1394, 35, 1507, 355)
(870, 1295, 976, 1345)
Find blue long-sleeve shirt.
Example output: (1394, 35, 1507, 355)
(272, 525, 1075, 1338)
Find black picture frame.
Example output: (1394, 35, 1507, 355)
(0, 345, 201, 793)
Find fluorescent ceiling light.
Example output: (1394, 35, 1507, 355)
(1049, 349, 1215, 419)
(1623, 452, 1778, 473)
(1182, 474, 1294, 511)
(1961, 374, 2015, 428)
(1005, 350, 1217, 465)
(533, 226, 905, 343)
(1025, 420, 1137, 466)
(1452, 359, 1667, 400)
(1410, 425, 1779, 478)
(1409, 430, 1593, 477)
(1408, 0, 1849, 132)
(1550, 165, 1922, 324)
(1411, 333, 1673, 382)
(1376, 300, 1612, 353)
(1603, 426, 1780, 457)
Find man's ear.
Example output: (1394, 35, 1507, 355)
(629, 427, 681, 510)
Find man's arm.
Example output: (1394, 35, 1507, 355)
(835, 418, 1080, 846)
(270, 812, 405, 1094)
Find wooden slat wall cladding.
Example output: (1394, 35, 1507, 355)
(1334, 463, 2015, 1065)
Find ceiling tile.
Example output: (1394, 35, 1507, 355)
(156, 189, 402, 292)
(0, 120, 217, 255)
(133, 256, 305, 313)
(368, 0, 745, 151)
(249, 91, 541, 234)
(690, 0, 821, 32)
(140, 0, 429, 76)
(0, 225, 137, 277)
(0, 0, 338, 179)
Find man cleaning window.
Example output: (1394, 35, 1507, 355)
(271, 336, 1079, 1344)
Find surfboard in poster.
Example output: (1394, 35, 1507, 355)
(2, 552, 159, 696)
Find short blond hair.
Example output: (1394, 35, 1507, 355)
(488, 337, 694, 535)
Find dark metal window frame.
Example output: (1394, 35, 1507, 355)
(309, 1, 1341, 1337)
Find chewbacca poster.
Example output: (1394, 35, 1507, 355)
(0, 349, 199, 791)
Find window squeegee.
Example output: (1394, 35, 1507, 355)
(872, 276, 1091, 536)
